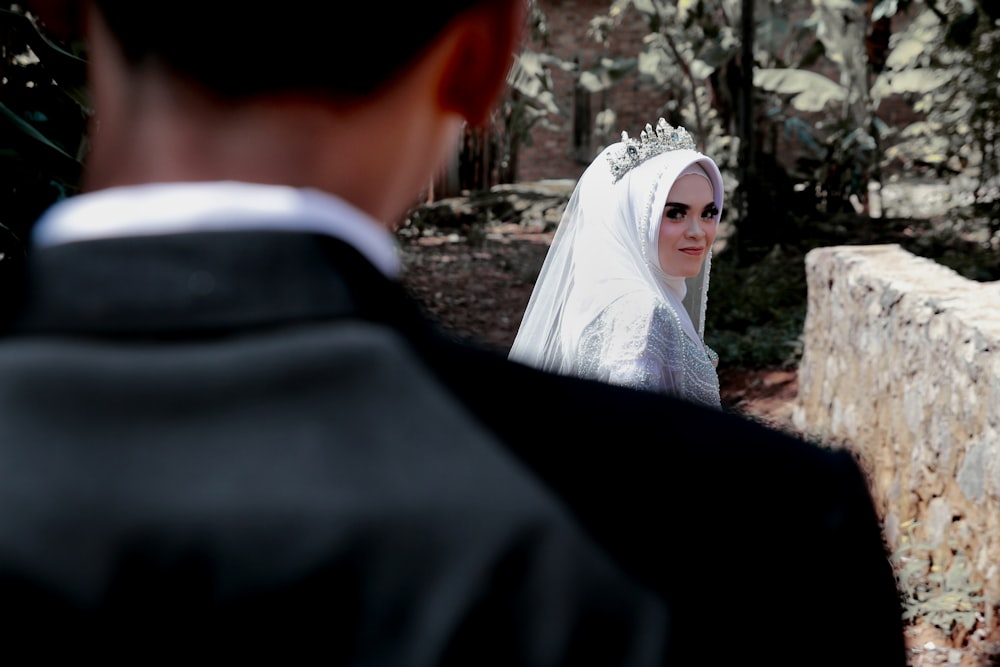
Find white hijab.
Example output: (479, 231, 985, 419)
(508, 138, 723, 376)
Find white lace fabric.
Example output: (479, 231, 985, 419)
(508, 137, 724, 408)
(577, 293, 721, 407)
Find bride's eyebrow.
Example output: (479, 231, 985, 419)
(664, 201, 689, 209)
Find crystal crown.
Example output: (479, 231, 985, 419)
(607, 118, 696, 182)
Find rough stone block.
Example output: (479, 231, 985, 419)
(793, 244, 1000, 616)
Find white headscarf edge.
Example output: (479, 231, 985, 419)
(508, 142, 724, 371)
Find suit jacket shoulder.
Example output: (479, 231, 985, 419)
(1, 230, 906, 665)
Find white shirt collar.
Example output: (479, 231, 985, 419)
(31, 181, 402, 278)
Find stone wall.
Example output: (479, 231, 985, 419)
(792, 244, 1000, 630)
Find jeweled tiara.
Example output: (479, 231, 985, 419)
(607, 118, 696, 182)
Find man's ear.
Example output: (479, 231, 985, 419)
(437, 0, 527, 128)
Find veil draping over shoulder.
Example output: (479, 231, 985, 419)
(508, 141, 724, 377)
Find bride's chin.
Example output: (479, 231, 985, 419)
(662, 260, 702, 277)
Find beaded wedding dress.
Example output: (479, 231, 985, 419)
(509, 119, 722, 408)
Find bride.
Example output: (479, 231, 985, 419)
(508, 118, 723, 407)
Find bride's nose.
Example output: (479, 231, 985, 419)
(684, 218, 705, 238)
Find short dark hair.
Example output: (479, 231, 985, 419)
(93, 0, 492, 98)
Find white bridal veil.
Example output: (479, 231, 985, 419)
(508, 123, 724, 382)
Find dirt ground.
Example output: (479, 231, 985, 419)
(398, 221, 999, 667)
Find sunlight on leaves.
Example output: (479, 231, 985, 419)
(677, 0, 698, 21)
(885, 38, 927, 70)
(872, 0, 898, 22)
(690, 59, 714, 80)
(754, 68, 847, 112)
(873, 69, 955, 97)
(631, 0, 658, 15)
(637, 50, 668, 84)
(579, 70, 609, 93)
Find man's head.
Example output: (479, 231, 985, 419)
(26, 0, 527, 224)
(32, 1, 523, 103)
(90, 1, 510, 100)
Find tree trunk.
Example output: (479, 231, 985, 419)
(735, 0, 756, 260)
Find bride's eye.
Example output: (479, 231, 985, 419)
(663, 206, 686, 220)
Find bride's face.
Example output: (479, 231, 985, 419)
(657, 173, 718, 277)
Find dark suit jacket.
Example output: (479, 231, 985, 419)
(0, 230, 906, 664)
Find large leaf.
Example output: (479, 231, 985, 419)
(0, 8, 89, 110)
(811, 0, 858, 9)
(677, 0, 699, 21)
(631, 0, 659, 15)
(690, 58, 715, 80)
(885, 38, 930, 70)
(507, 52, 561, 114)
(884, 122, 951, 164)
(754, 68, 847, 112)
(579, 70, 611, 93)
(872, 69, 956, 97)
(0, 102, 78, 164)
(580, 56, 639, 93)
(895, 121, 943, 140)
(871, 0, 899, 22)
(885, 135, 952, 164)
(637, 49, 669, 84)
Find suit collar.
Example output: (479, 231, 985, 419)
(9, 231, 417, 338)
(32, 182, 402, 278)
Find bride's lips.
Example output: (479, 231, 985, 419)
(679, 247, 704, 255)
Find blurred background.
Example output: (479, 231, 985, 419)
(1, 0, 998, 369)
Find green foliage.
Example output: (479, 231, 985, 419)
(752, 0, 889, 215)
(892, 520, 986, 637)
(0, 4, 89, 249)
(879, 0, 1000, 228)
(753, 68, 847, 112)
(535, 0, 997, 235)
(705, 242, 808, 369)
(553, 0, 893, 248)
(755, 0, 1000, 218)
(703, 194, 999, 370)
(587, 0, 742, 161)
(489, 0, 570, 186)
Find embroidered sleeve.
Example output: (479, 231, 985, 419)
(576, 294, 720, 407)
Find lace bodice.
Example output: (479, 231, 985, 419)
(576, 293, 721, 408)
